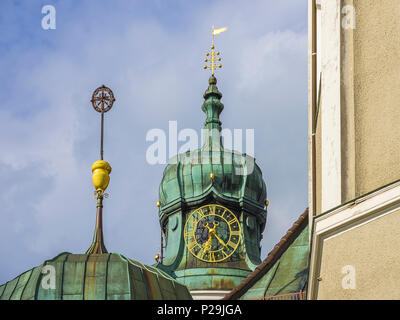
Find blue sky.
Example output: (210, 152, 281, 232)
(0, 0, 308, 284)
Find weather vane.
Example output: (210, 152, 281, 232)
(90, 85, 115, 160)
(204, 25, 227, 75)
(86, 84, 115, 254)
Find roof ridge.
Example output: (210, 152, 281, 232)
(222, 208, 309, 300)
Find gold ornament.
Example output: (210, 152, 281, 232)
(92, 160, 112, 193)
(203, 25, 227, 75)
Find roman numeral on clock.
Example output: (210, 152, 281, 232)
(226, 240, 237, 249)
(187, 241, 198, 251)
(228, 217, 237, 225)
(209, 252, 216, 262)
(209, 206, 216, 215)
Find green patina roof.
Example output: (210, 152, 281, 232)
(159, 76, 267, 220)
(159, 148, 266, 215)
(239, 224, 309, 299)
(222, 209, 309, 300)
(0, 252, 192, 300)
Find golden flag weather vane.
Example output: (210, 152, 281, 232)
(204, 25, 227, 75)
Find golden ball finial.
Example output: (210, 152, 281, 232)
(155, 254, 160, 262)
(157, 201, 161, 208)
(265, 200, 269, 207)
(210, 172, 215, 180)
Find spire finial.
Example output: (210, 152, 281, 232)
(86, 85, 115, 255)
(90, 85, 115, 160)
(203, 25, 227, 75)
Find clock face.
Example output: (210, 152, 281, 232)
(184, 204, 241, 263)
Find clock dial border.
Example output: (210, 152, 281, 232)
(184, 204, 241, 263)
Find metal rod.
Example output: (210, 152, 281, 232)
(211, 25, 215, 75)
(101, 111, 104, 160)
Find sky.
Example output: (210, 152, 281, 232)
(0, 0, 308, 284)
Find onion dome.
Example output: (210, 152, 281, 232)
(0, 85, 193, 300)
(158, 76, 267, 226)
(0, 252, 191, 300)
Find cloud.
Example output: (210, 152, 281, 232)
(0, 0, 307, 283)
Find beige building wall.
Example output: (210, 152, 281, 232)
(310, 0, 400, 215)
(308, 182, 400, 299)
(317, 208, 400, 299)
(352, 0, 400, 198)
(308, 0, 400, 299)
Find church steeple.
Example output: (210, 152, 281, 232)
(157, 26, 267, 299)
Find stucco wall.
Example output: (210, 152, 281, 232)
(316, 208, 400, 299)
(309, 0, 400, 300)
(353, 0, 400, 197)
(315, 0, 400, 209)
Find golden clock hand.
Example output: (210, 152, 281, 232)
(212, 233, 227, 248)
(200, 230, 213, 253)
(203, 238, 212, 252)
